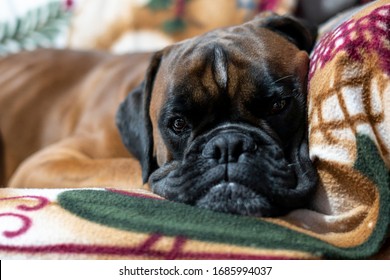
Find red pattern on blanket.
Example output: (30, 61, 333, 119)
(310, 4, 390, 80)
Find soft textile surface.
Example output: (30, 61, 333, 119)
(67, 0, 298, 53)
(1, 0, 389, 260)
(67, 0, 371, 54)
(0, 188, 317, 259)
(281, 0, 390, 256)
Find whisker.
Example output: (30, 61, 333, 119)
(271, 75, 294, 85)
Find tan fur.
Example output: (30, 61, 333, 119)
(0, 49, 151, 189)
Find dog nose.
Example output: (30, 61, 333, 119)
(202, 134, 257, 163)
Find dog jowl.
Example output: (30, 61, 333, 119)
(117, 15, 319, 217)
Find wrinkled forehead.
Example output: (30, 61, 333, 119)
(150, 21, 300, 116)
(166, 22, 299, 71)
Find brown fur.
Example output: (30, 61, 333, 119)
(0, 49, 151, 188)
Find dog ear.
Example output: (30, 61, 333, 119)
(116, 51, 163, 183)
(260, 14, 317, 53)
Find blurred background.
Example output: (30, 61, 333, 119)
(0, 0, 373, 56)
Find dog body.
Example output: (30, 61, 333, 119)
(0, 15, 318, 216)
(0, 50, 150, 188)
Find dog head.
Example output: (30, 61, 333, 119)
(116, 15, 318, 217)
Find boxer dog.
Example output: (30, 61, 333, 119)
(0, 15, 318, 217)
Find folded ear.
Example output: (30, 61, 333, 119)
(260, 14, 318, 53)
(116, 51, 163, 183)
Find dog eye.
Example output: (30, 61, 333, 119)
(171, 118, 188, 133)
(270, 99, 287, 115)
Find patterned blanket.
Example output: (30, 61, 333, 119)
(67, 0, 298, 53)
(0, 0, 389, 259)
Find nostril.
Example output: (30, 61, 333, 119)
(214, 136, 229, 161)
(202, 139, 221, 159)
(202, 136, 228, 161)
(230, 138, 244, 160)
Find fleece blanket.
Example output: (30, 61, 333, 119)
(67, 0, 370, 54)
(67, 0, 298, 53)
(1, 0, 390, 259)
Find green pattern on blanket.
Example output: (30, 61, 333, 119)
(354, 135, 390, 242)
(58, 134, 390, 259)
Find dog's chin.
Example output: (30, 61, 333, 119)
(195, 182, 280, 217)
(150, 158, 298, 217)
